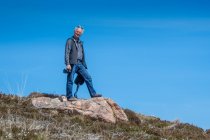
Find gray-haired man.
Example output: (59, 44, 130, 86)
(65, 25, 102, 100)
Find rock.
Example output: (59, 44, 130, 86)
(206, 129, 210, 136)
(32, 96, 128, 123)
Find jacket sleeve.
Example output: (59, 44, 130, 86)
(81, 42, 88, 69)
(65, 39, 72, 65)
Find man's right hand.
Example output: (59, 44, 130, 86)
(66, 65, 71, 71)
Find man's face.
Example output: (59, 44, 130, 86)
(74, 28, 83, 38)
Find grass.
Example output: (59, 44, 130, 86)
(0, 92, 209, 140)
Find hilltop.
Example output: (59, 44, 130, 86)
(0, 92, 209, 140)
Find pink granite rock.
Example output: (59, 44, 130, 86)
(32, 96, 128, 123)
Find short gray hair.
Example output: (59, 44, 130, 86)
(74, 25, 85, 33)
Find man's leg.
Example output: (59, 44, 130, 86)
(66, 65, 77, 99)
(77, 63, 97, 97)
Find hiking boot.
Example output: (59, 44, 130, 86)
(67, 97, 77, 101)
(91, 94, 102, 98)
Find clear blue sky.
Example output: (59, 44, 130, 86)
(0, 0, 210, 129)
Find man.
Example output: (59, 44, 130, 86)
(65, 25, 102, 100)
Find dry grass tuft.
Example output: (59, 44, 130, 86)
(28, 92, 60, 98)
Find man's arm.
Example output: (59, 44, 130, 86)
(65, 39, 72, 70)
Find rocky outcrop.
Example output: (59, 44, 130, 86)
(31, 96, 128, 123)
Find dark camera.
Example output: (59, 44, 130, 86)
(63, 69, 71, 74)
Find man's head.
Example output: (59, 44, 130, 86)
(74, 25, 84, 39)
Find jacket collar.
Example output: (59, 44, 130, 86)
(72, 36, 82, 43)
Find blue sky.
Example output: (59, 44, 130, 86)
(0, 0, 210, 129)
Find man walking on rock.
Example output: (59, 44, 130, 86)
(64, 25, 102, 101)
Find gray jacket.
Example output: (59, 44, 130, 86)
(65, 37, 87, 68)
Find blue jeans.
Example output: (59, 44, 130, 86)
(66, 62, 96, 99)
